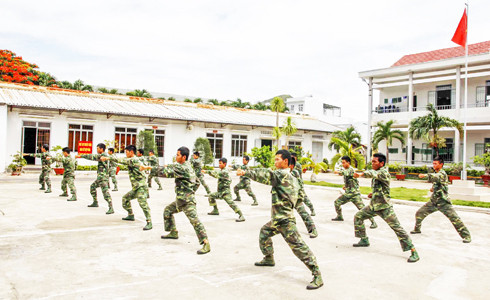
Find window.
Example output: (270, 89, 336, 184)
(298, 104, 304, 112)
(231, 135, 247, 157)
(154, 129, 165, 157)
(388, 148, 398, 154)
(207, 132, 223, 158)
(115, 127, 137, 153)
(288, 141, 302, 148)
(68, 124, 94, 152)
(290, 105, 294, 111)
(486, 81, 490, 102)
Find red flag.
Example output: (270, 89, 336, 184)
(451, 9, 467, 47)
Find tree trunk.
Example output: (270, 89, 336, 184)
(276, 112, 279, 148)
(386, 144, 389, 164)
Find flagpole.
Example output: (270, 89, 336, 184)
(462, 1, 469, 180)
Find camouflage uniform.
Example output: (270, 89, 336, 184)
(207, 168, 244, 216)
(191, 158, 211, 195)
(108, 154, 118, 191)
(110, 156, 152, 222)
(354, 166, 414, 252)
(413, 169, 471, 239)
(334, 167, 376, 224)
(233, 164, 257, 204)
(147, 155, 162, 190)
(30, 152, 52, 190)
(158, 161, 208, 245)
(295, 161, 315, 214)
(81, 153, 112, 206)
(246, 168, 321, 277)
(291, 169, 317, 235)
(53, 155, 77, 199)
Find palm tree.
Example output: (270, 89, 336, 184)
(281, 116, 297, 148)
(167, 97, 175, 101)
(270, 97, 285, 147)
(207, 99, 219, 105)
(372, 120, 405, 163)
(252, 103, 268, 111)
(219, 100, 231, 106)
(57, 81, 73, 89)
(38, 72, 57, 86)
(193, 98, 203, 103)
(72, 79, 93, 92)
(126, 89, 152, 98)
(98, 87, 120, 94)
(409, 103, 463, 157)
(329, 137, 366, 170)
(328, 126, 361, 152)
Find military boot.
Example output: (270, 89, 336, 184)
(197, 242, 211, 255)
(310, 209, 316, 217)
(67, 195, 77, 201)
(112, 187, 118, 192)
(353, 237, 370, 247)
(236, 214, 245, 222)
(207, 207, 219, 215)
(309, 228, 318, 239)
(410, 227, 421, 234)
(234, 197, 241, 202)
(88, 201, 99, 207)
(59, 192, 68, 197)
(161, 230, 179, 239)
(370, 221, 378, 229)
(158, 185, 163, 190)
(122, 214, 135, 221)
(331, 216, 344, 221)
(251, 200, 258, 206)
(106, 205, 114, 214)
(306, 274, 324, 290)
(39, 184, 45, 190)
(254, 255, 275, 267)
(143, 222, 152, 231)
(44, 186, 52, 193)
(407, 249, 420, 263)
(463, 237, 471, 243)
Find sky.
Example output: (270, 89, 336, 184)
(1, 0, 489, 123)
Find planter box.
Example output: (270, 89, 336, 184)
(481, 175, 490, 187)
(53, 167, 65, 175)
(448, 175, 461, 184)
(116, 166, 120, 175)
(11, 166, 22, 176)
(395, 174, 406, 181)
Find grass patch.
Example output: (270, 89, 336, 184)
(304, 180, 490, 208)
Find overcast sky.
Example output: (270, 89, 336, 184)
(1, 0, 488, 123)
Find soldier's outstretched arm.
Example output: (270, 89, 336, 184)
(244, 168, 272, 186)
(363, 169, 390, 183)
(427, 172, 443, 183)
(78, 154, 100, 161)
(206, 169, 219, 178)
(157, 164, 178, 178)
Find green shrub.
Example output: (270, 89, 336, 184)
(137, 130, 156, 156)
(194, 137, 214, 165)
(249, 146, 274, 168)
(202, 165, 214, 171)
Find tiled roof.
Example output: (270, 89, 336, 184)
(392, 41, 490, 67)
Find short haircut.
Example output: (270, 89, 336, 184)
(108, 148, 115, 153)
(148, 149, 154, 154)
(291, 152, 298, 158)
(42, 144, 49, 151)
(373, 153, 386, 166)
(178, 146, 190, 161)
(276, 149, 291, 165)
(289, 156, 296, 167)
(137, 148, 144, 155)
(62, 147, 71, 154)
(243, 155, 250, 162)
(193, 151, 200, 157)
(219, 157, 227, 164)
(341, 156, 351, 163)
(433, 156, 444, 165)
(97, 143, 106, 151)
(126, 145, 136, 153)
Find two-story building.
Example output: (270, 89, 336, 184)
(359, 41, 490, 165)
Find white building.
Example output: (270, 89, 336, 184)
(0, 82, 339, 171)
(359, 40, 490, 165)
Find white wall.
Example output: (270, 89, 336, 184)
(0, 104, 7, 171)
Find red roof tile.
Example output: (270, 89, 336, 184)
(392, 41, 490, 67)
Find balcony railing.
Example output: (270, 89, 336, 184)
(460, 101, 490, 108)
(372, 104, 456, 114)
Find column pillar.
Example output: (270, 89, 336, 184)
(366, 77, 373, 163)
(0, 104, 8, 172)
(454, 66, 461, 163)
(407, 72, 413, 165)
(454, 129, 460, 163)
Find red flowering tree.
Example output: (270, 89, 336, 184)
(0, 50, 39, 85)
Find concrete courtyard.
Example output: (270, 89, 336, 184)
(0, 171, 489, 300)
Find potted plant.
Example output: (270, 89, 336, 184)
(389, 162, 406, 180)
(51, 145, 65, 175)
(473, 143, 490, 187)
(8, 151, 27, 176)
(445, 162, 466, 184)
(300, 157, 328, 182)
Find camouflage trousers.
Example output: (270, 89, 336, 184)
(90, 178, 112, 204)
(147, 171, 162, 188)
(414, 202, 471, 239)
(164, 200, 208, 244)
(61, 175, 76, 196)
(303, 194, 315, 214)
(208, 191, 242, 215)
(295, 201, 316, 233)
(259, 219, 320, 275)
(108, 168, 118, 189)
(194, 173, 211, 194)
(233, 180, 257, 202)
(122, 186, 151, 222)
(39, 168, 51, 188)
(335, 193, 375, 224)
(355, 205, 414, 252)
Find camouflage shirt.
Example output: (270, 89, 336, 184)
(291, 168, 305, 190)
(295, 162, 303, 178)
(364, 166, 392, 211)
(147, 155, 159, 174)
(136, 156, 147, 165)
(238, 164, 251, 183)
(427, 169, 451, 205)
(158, 161, 197, 205)
(246, 168, 299, 224)
(191, 158, 203, 174)
(81, 153, 110, 178)
(207, 168, 231, 194)
(341, 166, 360, 195)
(111, 156, 147, 190)
(53, 156, 77, 177)
(31, 152, 52, 171)
(108, 154, 118, 171)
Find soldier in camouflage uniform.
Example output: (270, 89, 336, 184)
(103, 145, 152, 230)
(289, 157, 318, 238)
(332, 156, 377, 229)
(76, 143, 113, 214)
(25, 144, 52, 193)
(353, 153, 419, 263)
(137, 149, 151, 198)
(156, 146, 210, 255)
(191, 152, 211, 195)
(291, 153, 316, 216)
(48, 147, 77, 201)
(204, 157, 245, 222)
(147, 150, 163, 190)
(107, 148, 118, 192)
(233, 155, 258, 206)
(237, 149, 323, 290)
(413, 156, 471, 243)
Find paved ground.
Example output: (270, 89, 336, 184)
(0, 171, 489, 300)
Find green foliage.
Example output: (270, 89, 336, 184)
(76, 165, 98, 171)
(372, 120, 405, 163)
(202, 165, 214, 171)
(38, 72, 57, 87)
(51, 145, 64, 168)
(167, 97, 175, 101)
(194, 137, 214, 165)
(301, 157, 328, 174)
(184, 98, 192, 103)
(290, 146, 305, 159)
(98, 87, 120, 94)
(126, 89, 152, 98)
(388, 162, 403, 173)
(137, 130, 156, 155)
(328, 126, 361, 152)
(329, 137, 365, 170)
(322, 157, 329, 166)
(249, 146, 274, 168)
(8, 151, 27, 172)
(72, 79, 93, 92)
(472, 143, 490, 175)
